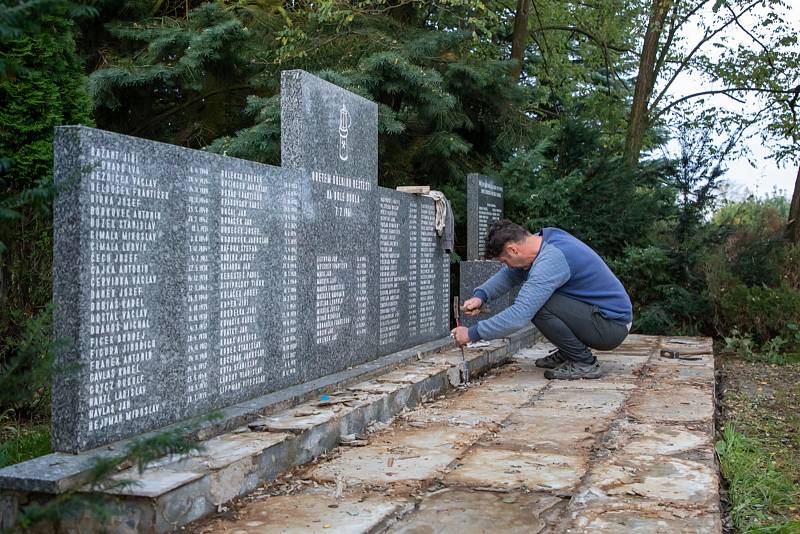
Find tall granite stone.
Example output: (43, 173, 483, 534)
(52, 127, 310, 451)
(280, 70, 380, 377)
(466, 173, 503, 260)
(51, 70, 452, 453)
(461, 174, 512, 329)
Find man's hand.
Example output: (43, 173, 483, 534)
(462, 297, 484, 317)
(451, 326, 470, 346)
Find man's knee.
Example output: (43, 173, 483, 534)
(591, 329, 628, 351)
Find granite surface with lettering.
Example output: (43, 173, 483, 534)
(52, 126, 309, 452)
(281, 69, 381, 377)
(281, 70, 378, 186)
(378, 188, 450, 356)
(459, 261, 519, 329)
(466, 173, 504, 260)
(51, 71, 453, 453)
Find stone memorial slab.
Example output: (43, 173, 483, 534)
(50, 70, 454, 453)
(466, 173, 503, 260)
(281, 70, 377, 186)
(378, 188, 450, 355)
(281, 70, 380, 375)
(52, 126, 309, 452)
(459, 261, 518, 328)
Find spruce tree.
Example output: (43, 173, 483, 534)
(0, 2, 93, 416)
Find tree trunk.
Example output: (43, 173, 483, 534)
(787, 164, 800, 244)
(624, 0, 673, 166)
(510, 0, 530, 80)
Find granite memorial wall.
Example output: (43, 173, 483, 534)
(52, 70, 449, 453)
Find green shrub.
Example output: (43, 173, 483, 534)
(611, 245, 712, 335)
(724, 325, 800, 365)
(715, 283, 800, 344)
(610, 246, 673, 304)
(712, 196, 790, 288)
(0, 306, 58, 415)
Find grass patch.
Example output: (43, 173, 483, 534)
(0, 424, 51, 469)
(716, 425, 800, 532)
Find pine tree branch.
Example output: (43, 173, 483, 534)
(530, 25, 631, 52)
(131, 85, 254, 137)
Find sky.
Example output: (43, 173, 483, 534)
(663, 0, 799, 200)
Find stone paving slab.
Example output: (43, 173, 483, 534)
(207, 489, 409, 534)
(386, 489, 566, 533)
(567, 508, 722, 533)
(309, 426, 485, 485)
(490, 414, 602, 452)
(626, 385, 715, 423)
(190, 334, 721, 533)
(445, 446, 587, 492)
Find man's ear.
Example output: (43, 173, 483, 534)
(507, 243, 519, 256)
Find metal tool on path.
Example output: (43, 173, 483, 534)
(453, 296, 468, 383)
(659, 349, 702, 361)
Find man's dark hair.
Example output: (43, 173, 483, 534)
(484, 219, 530, 259)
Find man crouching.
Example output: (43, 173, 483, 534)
(451, 220, 632, 380)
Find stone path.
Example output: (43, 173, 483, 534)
(195, 335, 720, 533)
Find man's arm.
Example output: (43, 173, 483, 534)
(473, 265, 526, 303)
(468, 246, 570, 341)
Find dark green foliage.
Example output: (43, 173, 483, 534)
(0, 5, 93, 422)
(0, 0, 97, 79)
(610, 245, 712, 336)
(500, 119, 671, 257)
(90, 2, 255, 147)
(0, 305, 59, 411)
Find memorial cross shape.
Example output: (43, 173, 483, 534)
(51, 70, 450, 453)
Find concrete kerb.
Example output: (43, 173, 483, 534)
(0, 327, 537, 532)
(0, 337, 454, 495)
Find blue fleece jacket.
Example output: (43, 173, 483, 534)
(468, 227, 632, 341)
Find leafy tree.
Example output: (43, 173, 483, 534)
(501, 118, 673, 257)
(89, 1, 534, 255)
(624, 0, 800, 166)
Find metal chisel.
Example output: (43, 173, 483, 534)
(453, 296, 468, 382)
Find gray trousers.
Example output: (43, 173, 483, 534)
(532, 292, 629, 364)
